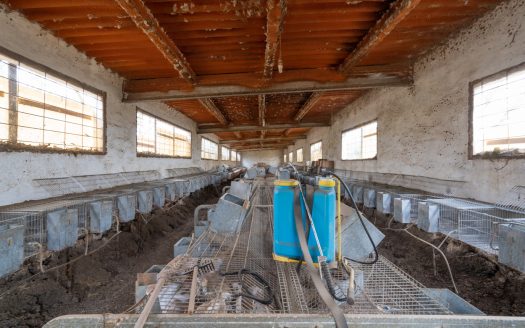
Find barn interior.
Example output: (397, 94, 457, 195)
(0, 0, 524, 327)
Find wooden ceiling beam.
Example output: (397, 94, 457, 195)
(339, 0, 422, 74)
(198, 122, 329, 134)
(220, 136, 307, 144)
(258, 94, 266, 127)
(233, 132, 242, 139)
(198, 98, 228, 125)
(294, 92, 324, 121)
(113, 0, 196, 85)
(238, 147, 287, 152)
(263, 0, 287, 79)
(124, 75, 410, 102)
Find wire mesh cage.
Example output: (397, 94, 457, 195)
(0, 198, 92, 254)
(424, 198, 494, 235)
(458, 207, 525, 254)
(138, 179, 455, 317)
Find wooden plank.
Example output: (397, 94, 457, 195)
(198, 98, 228, 125)
(124, 75, 410, 102)
(198, 123, 329, 134)
(339, 0, 422, 74)
(114, 0, 196, 85)
(263, 0, 287, 79)
(294, 92, 323, 121)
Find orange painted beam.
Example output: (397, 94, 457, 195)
(339, 0, 422, 74)
(114, 0, 196, 85)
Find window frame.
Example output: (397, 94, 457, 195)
(310, 140, 323, 162)
(135, 108, 192, 159)
(201, 137, 219, 160)
(468, 62, 525, 160)
(221, 145, 230, 161)
(296, 148, 304, 163)
(0, 46, 107, 155)
(340, 119, 378, 161)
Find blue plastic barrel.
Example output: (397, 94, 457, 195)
(273, 179, 303, 262)
(309, 178, 336, 263)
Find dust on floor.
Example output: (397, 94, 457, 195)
(0, 186, 220, 328)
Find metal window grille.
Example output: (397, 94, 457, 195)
(136, 110, 192, 158)
(0, 53, 104, 152)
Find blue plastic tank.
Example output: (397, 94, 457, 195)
(273, 179, 303, 262)
(308, 178, 336, 263)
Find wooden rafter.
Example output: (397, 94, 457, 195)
(114, 0, 196, 85)
(258, 95, 266, 127)
(123, 75, 410, 102)
(294, 92, 323, 121)
(263, 0, 287, 79)
(339, 0, 422, 74)
(198, 98, 228, 125)
(233, 132, 242, 139)
(220, 136, 306, 144)
(198, 122, 329, 134)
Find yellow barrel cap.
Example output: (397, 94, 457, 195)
(274, 179, 299, 187)
(319, 178, 336, 187)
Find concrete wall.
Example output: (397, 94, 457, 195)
(297, 0, 525, 203)
(242, 150, 282, 168)
(0, 8, 226, 206)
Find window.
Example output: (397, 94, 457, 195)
(201, 137, 218, 160)
(296, 148, 303, 162)
(310, 141, 322, 162)
(221, 146, 230, 161)
(342, 121, 377, 160)
(283, 154, 287, 162)
(231, 150, 237, 162)
(0, 51, 105, 153)
(288, 151, 293, 162)
(136, 110, 192, 158)
(471, 64, 525, 157)
(236, 152, 241, 162)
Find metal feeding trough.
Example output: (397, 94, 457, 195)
(364, 188, 376, 208)
(0, 223, 24, 278)
(340, 204, 384, 261)
(394, 198, 411, 223)
(165, 179, 189, 201)
(116, 193, 137, 222)
(47, 208, 79, 251)
(208, 193, 249, 234)
(245, 167, 257, 180)
(376, 192, 393, 214)
(88, 200, 113, 234)
(137, 190, 154, 214)
(499, 223, 525, 272)
(351, 185, 364, 204)
(417, 202, 439, 233)
(229, 181, 253, 201)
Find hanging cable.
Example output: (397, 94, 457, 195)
(324, 170, 379, 265)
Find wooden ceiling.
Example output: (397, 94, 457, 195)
(1, 0, 505, 151)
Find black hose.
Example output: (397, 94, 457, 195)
(324, 170, 379, 265)
(320, 260, 349, 303)
(222, 269, 274, 305)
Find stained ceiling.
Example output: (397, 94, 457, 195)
(0, 0, 506, 151)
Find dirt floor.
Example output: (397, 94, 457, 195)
(367, 209, 525, 316)
(2, 187, 525, 327)
(0, 185, 220, 328)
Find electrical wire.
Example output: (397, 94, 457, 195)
(324, 170, 379, 265)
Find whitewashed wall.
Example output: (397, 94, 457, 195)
(296, 0, 525, 203)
